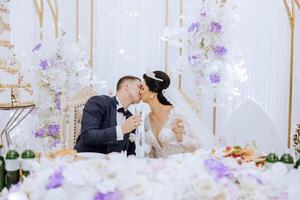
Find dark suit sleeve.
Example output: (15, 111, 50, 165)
(79, 96, 117, 145)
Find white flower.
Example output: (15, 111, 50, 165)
(7, 192, 29, 200)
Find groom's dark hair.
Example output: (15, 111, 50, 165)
(116, 75, 141, 91)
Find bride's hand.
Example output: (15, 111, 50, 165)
(172, 118, 184, 142)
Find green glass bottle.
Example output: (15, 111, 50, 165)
(5, 149, 20, 189)
(280, 153, 294, 164)
(21, 149, 35, 177)
(0, 144, 6, 191)
(266, 153, 279, 163)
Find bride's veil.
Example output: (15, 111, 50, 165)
(163, 75, 216, 148)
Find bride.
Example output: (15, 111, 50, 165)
(140, 70, 215, 158)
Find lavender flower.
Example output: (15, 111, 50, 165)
(204, 158, 232, 179)
(188, 22, 201, 32)
(210, 73, 221, 84)
(94, 191, 122, 200)
(48, 124, 60, 137)
(39, 59, 49, 70)
(213, 45, 228, 57)
(32, 43, 42, 52)
(46, 167, 64, 190)
(35, 127, 47, 138)
(210, 21, 222, 33)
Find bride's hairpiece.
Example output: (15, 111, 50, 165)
(146, 72, 164, 82)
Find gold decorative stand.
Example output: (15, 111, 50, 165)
(0, 104, 35, 151)
(0, 82, 35, 151)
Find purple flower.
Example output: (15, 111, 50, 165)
(35, 127, 47, 138)
(32, 43, 42, 52)
(188, 22, 201, 32)
(48, 124, 60, 137)
(46, 167, 64, 190)
(204, 159, 232, 179)
(213, 45, 228, 57)
(39, 59, 49, 70)
(210, 73, 221, 84)
(210, 21, 222, 33)
(94, 191, 122, 200)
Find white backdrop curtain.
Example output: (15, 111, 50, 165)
(1, 0, 299, 152)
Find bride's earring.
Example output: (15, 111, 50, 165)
(150, 94, 154, 98)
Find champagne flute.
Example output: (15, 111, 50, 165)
(134, 103, 146, 157)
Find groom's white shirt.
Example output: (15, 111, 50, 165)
(116, 96, 126, 141)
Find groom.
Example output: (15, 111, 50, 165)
(74, 75, 142, 156)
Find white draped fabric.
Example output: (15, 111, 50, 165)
(220, 0, 300, 152)
(1, 0, 299, 152)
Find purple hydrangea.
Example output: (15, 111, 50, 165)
(48, 124, 60, 137)
(204, 158, 232, 179)
(213, 45, 228, 57)
(94, 191, 122, 200)
(32, 43, 42, 52)
(39, 59, 49, 70)
(210, 73, 221, 84)
(35, 127, 47, 138)
(210, 21, 222, 33)
(188, 22, 201, 32)
(46, 167, 64, 190)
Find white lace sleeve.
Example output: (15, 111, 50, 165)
(172, 109, 201, 151)
(180, 119, 201, 151)
(163, 76, 215, 148)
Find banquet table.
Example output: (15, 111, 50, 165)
(1, 148, 300, 200)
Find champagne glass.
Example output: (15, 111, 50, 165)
(134, 103, 146, 157)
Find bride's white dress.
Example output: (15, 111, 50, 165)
(144, 106, 201, 158)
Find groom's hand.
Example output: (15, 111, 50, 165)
(121, 114, 142, 134)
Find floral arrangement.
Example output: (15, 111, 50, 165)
(14, 34, 106, 151)
(162, 0, 246, 103)
(2, 151, 300, 200)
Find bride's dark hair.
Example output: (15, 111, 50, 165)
(142, 70, 172, 105)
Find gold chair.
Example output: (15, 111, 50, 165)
(61, 86, 97, 149)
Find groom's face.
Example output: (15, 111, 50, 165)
(127, 79, 142, 104)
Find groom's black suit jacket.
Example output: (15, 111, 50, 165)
(74, 95, 135, 156)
